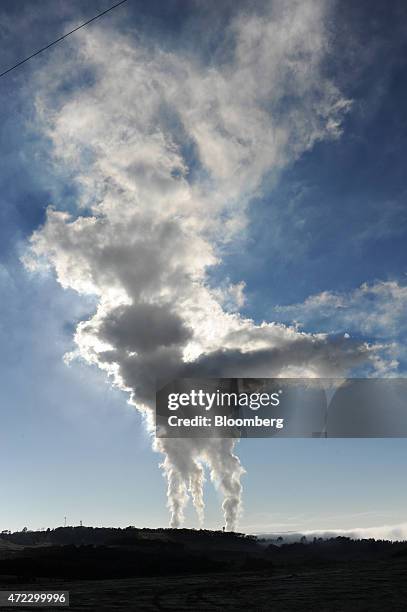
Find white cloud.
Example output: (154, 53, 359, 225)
(274, 280, 407, 340)
(25, 1, 387, 529)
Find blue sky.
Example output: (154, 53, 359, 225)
(0, 0, 407, 535)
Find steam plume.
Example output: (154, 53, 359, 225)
(26, 1, 385, 529)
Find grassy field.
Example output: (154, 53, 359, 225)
(1, 561, 406, 611)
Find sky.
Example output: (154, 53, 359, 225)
(0, 0, 406, 536)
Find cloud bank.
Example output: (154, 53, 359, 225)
(262, 522, 407, 543)
(26, 0, 388, 529)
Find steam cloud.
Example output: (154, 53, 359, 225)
(26, 1, 387, 529)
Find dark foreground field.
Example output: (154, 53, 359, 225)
(0, 527, 406, 610)
(2, 562, 407, 611)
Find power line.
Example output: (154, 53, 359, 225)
(0, 0, 129, 80)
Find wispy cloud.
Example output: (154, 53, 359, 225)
(273, 280, 407, 373)
(275, 280, 407, 338)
